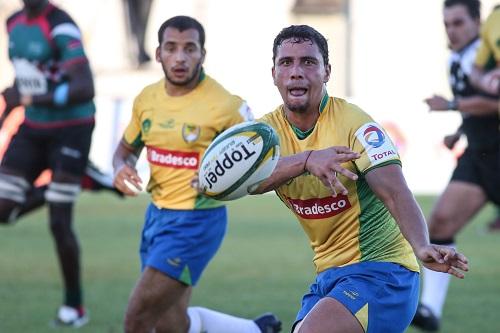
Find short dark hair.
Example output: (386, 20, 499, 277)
(444, 0, 481, 19)
(157, 15, 205, 48)
(272, 25, 329, 65)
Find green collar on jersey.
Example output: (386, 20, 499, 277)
(290, 92, 329, 140)
(198, 68, 206, 83)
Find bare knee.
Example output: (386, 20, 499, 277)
(428, 205, 458, 238)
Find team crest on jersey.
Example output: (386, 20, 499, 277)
(142, 119, 152, 134)
(182, 123, 201, 143)
(355, 122, 398, 165)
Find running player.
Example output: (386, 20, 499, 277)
(253, 24, 468, 333)
(0, 0, 99, 327)
(412, 1, 499, 330)
(112, 16, 281, 333)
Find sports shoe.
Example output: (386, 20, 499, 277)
(254, 312, 282, 333)
(82, 161, 123, 197)
(411, 303, 440, 331)
(53, 305, 89, 328)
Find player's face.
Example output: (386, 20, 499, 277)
(443, 5, 479, 51)
(272, 39, 330, 114)
(156, 27, 205, 88)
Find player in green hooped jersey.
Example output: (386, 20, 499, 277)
(253, 25, 469, 333)
(0, 0, 119, 328)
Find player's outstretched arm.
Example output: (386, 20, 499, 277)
(112, 139, 143, 196)
(252, 146, 359, 194)
(365, 164, 469, 278)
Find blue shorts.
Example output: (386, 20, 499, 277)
(139, 204, 227, 286)
(295, 262, 419, 333)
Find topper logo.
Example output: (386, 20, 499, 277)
(204, 143, 257, 189)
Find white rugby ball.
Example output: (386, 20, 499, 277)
(199, 121, 280, 201)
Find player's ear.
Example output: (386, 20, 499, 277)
(155, 47, 161, 63)
(272, 66, 277, 86)
(323, 63, 331, 83)
(201, 48, 206, 63)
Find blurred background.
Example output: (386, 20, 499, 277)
(1, 0, 498, 194)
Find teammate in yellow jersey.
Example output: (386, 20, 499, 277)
(471, 4, 500, 96)
(112, 16, 281, 333)
(252, 25, 469, 333)
(470, 4, 500, 232)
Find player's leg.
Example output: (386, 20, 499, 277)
(127, 205, 281, 333)
(294, 262, 419, 333)
(485, 149, 500, 231)
(180, 307, 281, 333)
(124, 266, 192, 333)
(0, 124, 46, 224)
(81, 160, 123, 197)
(487, 206, 500, 231)
(413, 183, 485, 331)
(48, 123, 93, 327)
(295, 298, 364, 333)
(413, 150, 489, 331)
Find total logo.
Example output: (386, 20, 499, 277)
(363, 125, 385, 148)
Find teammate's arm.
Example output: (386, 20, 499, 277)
(112, 140, 143, 196)
(365, 164, 469, 278)
(252, 147, 359, 195)
(21, 62, 95, 107)
(470, 66, 500, 95)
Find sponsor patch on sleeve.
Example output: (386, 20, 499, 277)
(355, 122, 398, 166)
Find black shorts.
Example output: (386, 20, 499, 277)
(451, 148, 500, 205)
(1, 122, 94, 183)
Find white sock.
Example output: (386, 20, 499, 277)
(420, 244, 455, 318)
(187, 306, 260, 333)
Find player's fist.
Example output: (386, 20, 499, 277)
(113, 164, 143, 196)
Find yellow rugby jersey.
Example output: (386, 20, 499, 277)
(123, 74, 252, 209)
(475, 6, 500, 69)
(260, 96, 419, 273)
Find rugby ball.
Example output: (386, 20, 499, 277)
(199, 121, 280, 201)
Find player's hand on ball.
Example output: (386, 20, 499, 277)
(305, 146, 360, 197)
(113, 164, 143, 196)
(416, 244, 469, 279)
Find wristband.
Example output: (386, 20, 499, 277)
(53, 83, 70, 106)
(447, 99, 458, 110)
(303, 150, 313, 172)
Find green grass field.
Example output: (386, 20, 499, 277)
(0, 193, 498, 333)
